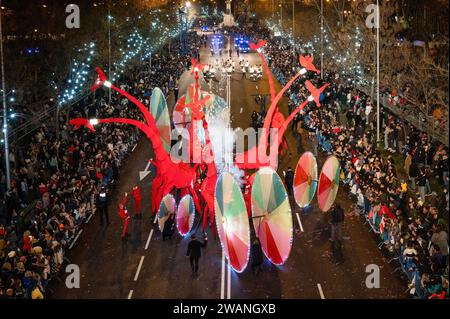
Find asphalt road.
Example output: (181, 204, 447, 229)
(51, 33, 406, 299)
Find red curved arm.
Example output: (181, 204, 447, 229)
(89, 67, 157, 134)
(250, 40, 276, 103)
(109, 84, 158, 134)
(276, 100, 309, 149)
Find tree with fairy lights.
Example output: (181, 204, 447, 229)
(333, 0, 448, 138)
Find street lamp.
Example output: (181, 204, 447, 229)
(107, 1, 112, 106)
(320, 0, 324, 79)
(179, 1, 191, 55)
(376, 0, 380, 143)
(0, 1, 10, 190)
(292, 0, 295, 41)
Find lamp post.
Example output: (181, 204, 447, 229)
(179, 2, 190, 55)
(184, 1, 192, 55)
(225, 34, 234, 109)
(0, 2, 10, 190)
(320, 0, 324, 79)
(292, 0, 295, 40)
(376, 0, 380, 143)
(107, 3, 112, 106)
(272, 0, 274, 19)
(280, 1, 283, 32)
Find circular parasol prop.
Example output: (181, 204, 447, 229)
(158, 194, 176, 232)
(176, 195, 196, 236)
(293, 151, 318, 208)
(214, 172, 250, 273)
(150, 87, 171, 154)
(317, 156, 341, 212)
(173, 96, 191, 129)
(251, 167, 293, 265)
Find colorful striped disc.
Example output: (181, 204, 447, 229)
(215, 172, 250, 273)
(150, 87, 171, 153)
(294, 152, 318, 208)
(318, 156, 341, 212)
(251, 167, 293, 265)
(158, 194, 176, 232)
(176, 195, 195, 236)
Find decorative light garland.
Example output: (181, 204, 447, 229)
(58, 9, 189, 107)
(59, 42, 96, 105)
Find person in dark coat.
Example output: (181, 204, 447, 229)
(330, 203, 345, 264)
(284, 167, 294, 196)
(417, 168, 427, 202)
(186, 234, 207, 275)
(96, 186, 109, 226)
(409, 160, 419, 191)
(251, 238, 263, 275)
(174, 80, 179, 103)
(330, 203, 345, 243)
(162, 213, 175, 241)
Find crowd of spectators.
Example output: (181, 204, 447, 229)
(0, 32, 201, 299)
(238, 24, 449, 298)
(0, 18, 447, 299)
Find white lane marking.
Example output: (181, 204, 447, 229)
(296, 212, 304, 232)
(317, 283, 325, 299)
(127, 290, 134, 299)
(86, 213, 94, 224)
(139, 160, 152, 181)
(227, 261, 231, 299)
(144, 229, 154, 250)
(69, 230, 83, 250)
(220, 251, 225, 299)
(134, 256, 145, 281)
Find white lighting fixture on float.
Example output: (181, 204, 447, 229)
(89, 118, 99, 126)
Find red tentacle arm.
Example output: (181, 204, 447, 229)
(70, 116, 197, 214)
(70, 117, 167, 164)
(250, 40, 275, 102)
(235, 70, 303, 170)
(275, 100, 309, 151)
(263, 70, 303, 134)
(256, 48, 276, 104)
(90, 67, 156, 133)
(109, 84, 158, 134)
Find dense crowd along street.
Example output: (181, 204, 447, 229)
(0, 0, 448, 301)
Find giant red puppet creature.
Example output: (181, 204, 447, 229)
(69, 41, 328, 237)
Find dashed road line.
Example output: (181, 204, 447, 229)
(86, 213, 94, 224)
(296, 212, 304, 232)
(220, 251, 225, 299)
(134, 256, 145, 281)
(127, 290, 134, 299)
(144, 229, 154, 250)
(227, 261, 231, 299)
(69, 229, 83, 250)
(317, 283, 325, 299)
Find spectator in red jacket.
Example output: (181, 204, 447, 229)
(22, 231, 32, 253)
(118, 193, 130, 241)
(130, 186, 142, 219)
